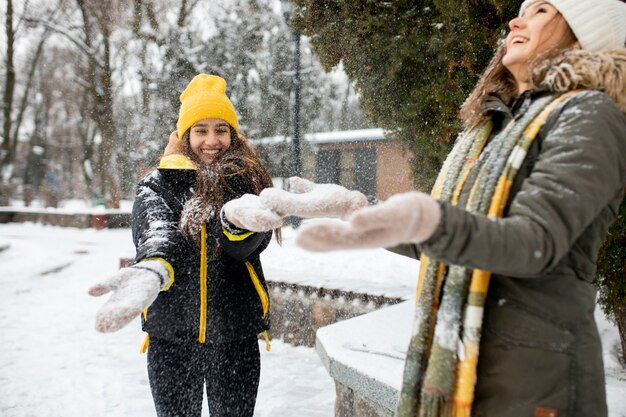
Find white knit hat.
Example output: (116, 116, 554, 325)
(518, 0, 626, 51)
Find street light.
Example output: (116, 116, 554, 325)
(281, 0, 303, 228)
(281, 0, 302, 179)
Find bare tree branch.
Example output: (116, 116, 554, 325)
(144, 0, 160, 33)
(131, 0, 160, 45)
(23, 17, 101, 64)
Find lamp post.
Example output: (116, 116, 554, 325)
(292, 30, 302, 178)
(282, 0, 303, 227)
(281, 0, 302, 179)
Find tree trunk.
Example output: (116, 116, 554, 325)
(1, 0, 16, 180)
(11, 31, 48, 163)
(76, 0, 121, 208)
(94, 36, 121, 209)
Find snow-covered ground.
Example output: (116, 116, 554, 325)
(0, 223, 336, 417)
(1, 221, 625, 416)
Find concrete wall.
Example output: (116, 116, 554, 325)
(0, 209, 131, 229)
(375, 141, 415, 199)
(334, 381, 393, 417)
(266, 281, 402, 347)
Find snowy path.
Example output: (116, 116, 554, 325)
(0, 224, 334, 417)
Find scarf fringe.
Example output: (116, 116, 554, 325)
(415, 394, 472, 417)
(419, 393, 452, 417)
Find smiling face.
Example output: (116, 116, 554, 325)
(188, 118, 232, 163)
(503, 1, 576, 93)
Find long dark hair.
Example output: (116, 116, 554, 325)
(179, 126, 281, 245)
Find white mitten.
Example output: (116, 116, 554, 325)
(259, 176, 368, 220)
(222, 194, 283, 232)
(295, 191, 442, 251)
(163, 131, 184, 156)
(88, 260, 168, 333)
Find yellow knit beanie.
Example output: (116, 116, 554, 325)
(176, 74, 239, 139)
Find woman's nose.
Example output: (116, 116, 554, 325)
(203, 132, 219, 145)
(508, 16, 524, 31)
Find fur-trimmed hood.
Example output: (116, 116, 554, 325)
(536, 48, 626, 114)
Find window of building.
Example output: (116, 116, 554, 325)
(315, 146, 376, 196)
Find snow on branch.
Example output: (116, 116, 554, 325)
(23, 17, 104, 67)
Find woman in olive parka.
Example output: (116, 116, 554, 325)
(231, 1, 626, 416)
(89, 74, 282, 417)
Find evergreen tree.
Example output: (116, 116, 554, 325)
(594, 198, 626, 362)
(292, 0, 520, 190)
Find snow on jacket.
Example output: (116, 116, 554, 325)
(131, 160, 272, 345)
(397, 49, 626, 417)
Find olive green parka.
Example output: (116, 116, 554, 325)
(397, 49, 626, 417)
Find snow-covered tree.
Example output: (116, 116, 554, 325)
(1, 0, 55, 202)
(3, 0, 371, 205)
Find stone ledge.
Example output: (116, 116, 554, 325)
(316, 300, 414, 416)
(0, 208, 131, 229)
(268, 282, 402, 347)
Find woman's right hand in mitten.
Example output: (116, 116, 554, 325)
(88, 260, 168, 333)
(163, 131, 184, 156)
(259, 176, 368, 220)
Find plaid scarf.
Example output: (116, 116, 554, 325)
(395, 91, 580, 417)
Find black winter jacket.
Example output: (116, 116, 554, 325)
(131, 164, 272, 344)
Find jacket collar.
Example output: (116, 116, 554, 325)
(484, 88, 550, 124)
(159, 154, 196, 170)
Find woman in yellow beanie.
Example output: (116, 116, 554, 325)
(89, 74, 281, 417)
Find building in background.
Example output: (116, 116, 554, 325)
(253, 128, 414, 200)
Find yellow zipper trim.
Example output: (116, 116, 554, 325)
(261, 330, 271, 352)
(199, 224, 208, 343)
(245, 261, 271, 352)
(222, 228, 255, 241)
(140, 334, 150, 354)
(245, 261, 269, 318)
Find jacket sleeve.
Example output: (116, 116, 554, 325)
(218, 171, 273, 261)
(420, 91, 626, 278)
(132, 176, 187, 268)
(219, 226, 273, 261)
(385, 243, 421, 260)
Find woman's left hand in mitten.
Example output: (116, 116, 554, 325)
(294, 191, 442, 251)
(222, 194, 283, 232)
